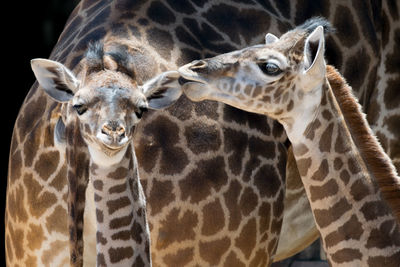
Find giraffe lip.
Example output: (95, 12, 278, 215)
(178, 76, 206, 85)
(102, 143, 123, 150)
(178, 66, 208, 85)
(178, 77, 193, 85)
(98, 139, 130, 153)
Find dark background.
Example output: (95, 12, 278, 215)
(3, 0, 79, 261)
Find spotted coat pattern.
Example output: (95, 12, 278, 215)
(6, 0, 400, 266)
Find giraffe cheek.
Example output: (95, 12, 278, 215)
(84, 123, 93, 136)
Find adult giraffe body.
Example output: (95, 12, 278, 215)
(6, 0, 400, 266)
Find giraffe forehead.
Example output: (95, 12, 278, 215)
(72, 86, 146, 117)
(231, 46, 288, 61)
(84, 69, 137, 89)
(79, 70, 145, 99)
(220, 47, 290, 72)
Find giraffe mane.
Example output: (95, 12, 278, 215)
(104, 43, 136, 78)
(85, 41, 105, 72)
(326, 64, 400, 220)
(84, 40, 136, 78)
(296, 16, 335, 35)
(280, 17, 334, 60)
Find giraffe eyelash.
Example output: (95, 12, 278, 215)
(73, 104, 88, 115)
(258, 62, 283, 76)
(135, 106, 148, 119)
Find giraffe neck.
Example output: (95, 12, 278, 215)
(286, 75, 400, 265)
(89, 144, 150, 266)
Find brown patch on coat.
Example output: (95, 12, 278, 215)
(201, 199, 225, 236)
(163, 248, 194, 266)
(199, 237, 231, 265)
(235, 218, 257, 259)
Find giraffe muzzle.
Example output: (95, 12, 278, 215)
(99, 122, 128, 148)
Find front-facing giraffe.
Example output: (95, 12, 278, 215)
(179, 18, 400, 266)
(30, 41, 182, 266)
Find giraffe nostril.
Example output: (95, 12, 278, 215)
(189, 60, 208, 70)
(116, 126, 126, 137)
(101, 124, 112, 136)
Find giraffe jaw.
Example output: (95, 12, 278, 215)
(88, 146, 128, 166)
(85, 134, 131, 163)
(99, 142, 127, 155)
(88, 142, 129, 166)
(178, 66, 209, 101)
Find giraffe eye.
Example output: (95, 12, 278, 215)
(135, 106, 148, 119)
(258, 62, 282, 76)
(73, 104, 87, 115)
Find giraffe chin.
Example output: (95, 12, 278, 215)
(181, 82, 209, 102)
(100, 142, 126, 156)
(88, 142, 129, 166)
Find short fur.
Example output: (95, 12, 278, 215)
(327, 65, 400, 220)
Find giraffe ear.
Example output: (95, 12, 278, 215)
(31, 58, 80, 102)
(141, 71, 182, 109)
(302, 26, 326, 91)
(265, 33, 279, 44)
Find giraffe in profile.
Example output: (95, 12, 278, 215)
(179, 17, 400, 266)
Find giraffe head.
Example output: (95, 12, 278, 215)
(31, 41, 181, 165)
(179, 18, 333, 129)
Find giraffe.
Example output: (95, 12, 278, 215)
(30, 40, 183, 266)
(178, 17, 400, 266)
(6, 0, 400, 266)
